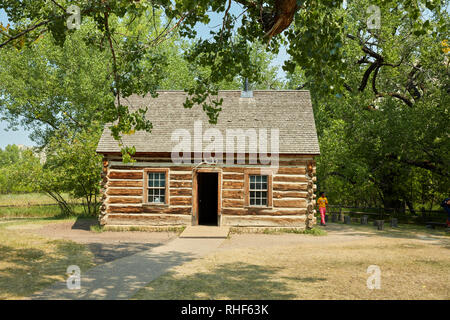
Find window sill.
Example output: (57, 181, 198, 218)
(142, 203, 169, 207)
(244, 206, 273, 210)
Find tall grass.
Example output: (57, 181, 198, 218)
(0, 204, 91, 219)
(0, 193, 80, 206)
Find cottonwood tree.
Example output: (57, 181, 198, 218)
(1, 0, 444, 157)
(286, 0, 449, 211)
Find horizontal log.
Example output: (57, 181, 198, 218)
(143, 206, 191, 215)
(107, 188, 143, 196)
(108, 197, 142, 204)
(222, 190, 244, 199)
(170, 173, 192, 180)
(222, 167, 244, 173)
(278, 160, 307, 166)
(273, 191, 308, 198)
(170, 197, 192, 206)
(222, 173, 244, 180)
(276, 167, 306, 175)
(107, 206, 143, 214)
(273, 199, 307, 208)
(273, 175, 308, 183)
(223, 181, 244, 189)
(170, 181, 192, 188)
(109, 171, 143, 180)
(222, 208, 307, 216)
(170, 188, 192, 196)
(109, 180, 143, 188)
(221, 208, 247, 215)
(222, 199, 245, 207)
(222, 215, 307, 227)
(273, 183, 307, 191)
(109, 166, 146, 170)
(106, 214, 191, 226)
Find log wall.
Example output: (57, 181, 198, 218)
(99, 154, 317, 228)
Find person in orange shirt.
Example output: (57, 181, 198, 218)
(317, 192, 329, 226)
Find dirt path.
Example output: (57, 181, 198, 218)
(17, 219, 178, 264)
(15, 219, 449, 263)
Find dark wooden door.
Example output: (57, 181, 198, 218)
(197, 173, 218, 225)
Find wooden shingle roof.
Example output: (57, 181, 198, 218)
(96, 90, 320, 155)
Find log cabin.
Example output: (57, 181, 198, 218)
(96, 90, 320, 229)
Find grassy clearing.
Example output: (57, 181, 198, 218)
(134, 225, 450, 300)
(0, 193, 78, 206)
(0, 193, 88, 219)
(0, 204, 87, 219)
(0, 219, 94, 299)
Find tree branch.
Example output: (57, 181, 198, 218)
(0, 20, 50, 49)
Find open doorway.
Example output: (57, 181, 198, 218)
(197, 172, 218, 226)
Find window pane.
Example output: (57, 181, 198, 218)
(249, 175, 269, 206)
(148, 172, 166, 203)
(261, 191, 267, 200)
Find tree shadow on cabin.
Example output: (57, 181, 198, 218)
(0, 241, 93, 299)
(137, 263, 298, 300)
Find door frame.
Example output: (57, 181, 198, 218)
(192, 168, 222, 226)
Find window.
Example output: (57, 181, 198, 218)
(147, 172, 166, 204)
(249, 175, 268, 206)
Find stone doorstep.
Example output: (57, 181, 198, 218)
(179, 225, 231, 239)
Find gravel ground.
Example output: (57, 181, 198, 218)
(20, 219, 178, 264)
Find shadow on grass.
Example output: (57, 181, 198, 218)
(71, 217, 97, 230)
(0, 240, 93, 299)
(138, 263, 297, 300)
(86, 242, 165, 264)
(281, 276, 327, 283)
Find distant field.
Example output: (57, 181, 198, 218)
(0, 193, 86, 219)
(0, 193, 79, 206)
(0, 205, 86, 218)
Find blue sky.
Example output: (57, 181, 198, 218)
(0, 6, 289, 149)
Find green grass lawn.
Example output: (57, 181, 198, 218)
(0, 193, 88, 219)
(0, 204, 86, 219)
(0, 193, 77, 206)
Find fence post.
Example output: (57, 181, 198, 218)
(344, 215, 351, 224)
(339, 205, 344, 222)
(391, 208, 398, 227)
(361, 215, 368, 225)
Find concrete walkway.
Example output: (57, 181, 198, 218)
(32, 236, 225, 300)
(179, 225, 230, 238)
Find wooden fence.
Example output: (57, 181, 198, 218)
(319, 204, 446, 225)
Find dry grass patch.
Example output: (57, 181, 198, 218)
(134, 228, 450, 300)
(0, 220, 94, 299)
